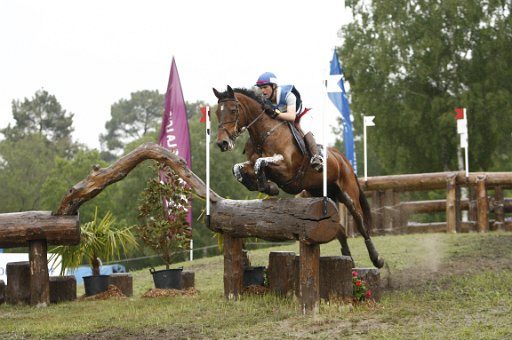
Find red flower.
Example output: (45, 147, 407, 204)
(365, 290, 372, 298)
(355, 280, 362, 287)
(352, 271, 358, 277)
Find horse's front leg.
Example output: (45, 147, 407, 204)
(254, 154, 283, 196)
(232, 161, 259, 191)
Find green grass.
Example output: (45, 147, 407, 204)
(1, 232, 512, 339)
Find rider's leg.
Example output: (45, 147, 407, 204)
(304, 132, 324, 172)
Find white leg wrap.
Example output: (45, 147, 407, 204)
(254, 154, 284, 175)
(233, 161, 250, 182)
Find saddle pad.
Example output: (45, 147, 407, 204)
(287, 122, 307, 156)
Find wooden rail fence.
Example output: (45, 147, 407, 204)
(345, 171, 512, 235)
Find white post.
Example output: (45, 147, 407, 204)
(322, 81, 328, 199)
(206, 106, 210, 217)
(363, 115, 375, 181)
(464, 108, 469, 178)
(364, 121, 368, 181)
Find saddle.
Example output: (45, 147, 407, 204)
(289, 107, 312, 157)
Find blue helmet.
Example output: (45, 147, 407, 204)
(255, 72, 278, 87)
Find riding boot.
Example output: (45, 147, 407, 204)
(304, 132, 324, 172)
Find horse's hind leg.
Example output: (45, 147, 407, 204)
(338, 231, 356, 268)
(338, 190, 384, 268)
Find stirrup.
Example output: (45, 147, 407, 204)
(310, 155, 323, 172)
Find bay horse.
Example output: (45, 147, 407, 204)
(212, 85, 384, 268)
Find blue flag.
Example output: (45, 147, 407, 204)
(327, 50, 357, 173)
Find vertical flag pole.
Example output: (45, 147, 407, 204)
(364, 119, 368, 181)
(322, 80, 328, 215)
(206, 106, 211, 229)
(363, 116, 375, 181)
(464, 108, 469, 178)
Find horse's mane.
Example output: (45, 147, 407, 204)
(217, 87, 267, 106)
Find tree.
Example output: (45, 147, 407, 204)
(340, 0, 512, 174)
(0, 134, 58, 212)
(1, 89, 75, 156)
(100, 90, 164, 156)
(40, 148, 116, 222)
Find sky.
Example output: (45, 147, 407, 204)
(0, 0, 353, 150)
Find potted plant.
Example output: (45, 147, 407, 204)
(137, 163, 192, 289)
(52, 207, 138, 296)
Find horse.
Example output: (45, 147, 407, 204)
(212, 85, 384, 268)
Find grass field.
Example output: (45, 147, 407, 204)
(1, 232, 511, 339)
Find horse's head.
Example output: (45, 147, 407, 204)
(213, 85, 242, 152)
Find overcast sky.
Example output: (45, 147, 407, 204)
(0, 0, 352, 149)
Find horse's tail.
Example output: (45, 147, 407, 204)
(356, 177, 373, 235)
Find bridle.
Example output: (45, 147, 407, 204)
(217, 97, 266, 141)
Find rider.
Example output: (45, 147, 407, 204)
(255, 72, 323, 172)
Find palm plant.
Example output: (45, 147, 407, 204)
(52, 207, 138, 275)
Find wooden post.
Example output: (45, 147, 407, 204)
(371, 191, 383, 233)
(29, 239, 50, 307)
(338, 203, 353, 237)
(319, 256, 353, 301)
(0, 280, 5, 304)
(109, 273, 133, 297)
(446, 173, 457, 233)
(468, 186, 478, 224)
(392, 191, 402, 230)
(299, 241, 319, 314)
(49, 276, 77, 303)
(267, 251, 296, 296)
(493, 186, 504, 231)
(476, 175, 489, 232)
(383, 189, 394, 232)
(455, 182, 462, 232)
(223, 234, 243, 300)
(182, 270, 195, 289)
(6, 261, 30, 305)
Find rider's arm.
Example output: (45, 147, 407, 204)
(275, 92, 297, 122)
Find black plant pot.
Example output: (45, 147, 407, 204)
(243, 266, 266, 287)
(83, 275, 110, 296)
(150, 267, 183, 289)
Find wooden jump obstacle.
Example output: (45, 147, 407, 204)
(0, 211, 79, 306)
(50, 143, 348, 313)
(210, 197, 343, 312)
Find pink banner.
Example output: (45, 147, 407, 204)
(159, 57, 192, 225)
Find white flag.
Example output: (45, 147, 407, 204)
(364, 115, 375, 127)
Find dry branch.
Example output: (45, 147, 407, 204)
(57, 142, 220, 215)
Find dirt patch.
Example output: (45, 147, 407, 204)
(79, 285, 126, 301)
(383, 234, 512, 292)
(67, 324, 204, 340)
(142, 287, 199, 298)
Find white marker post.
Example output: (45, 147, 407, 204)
(457, 108, 469, 177)
(363, 115, 375, 181)
(205, 106, 211, 228)
(322, 80, 329, 215)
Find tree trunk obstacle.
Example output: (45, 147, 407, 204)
(0, 212, 79, 306)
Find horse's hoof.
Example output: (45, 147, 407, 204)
(373, 257, 385, 269)
(265, 183, 280, 196)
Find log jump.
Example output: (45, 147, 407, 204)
(0, 211, 79, 306)
(54, 142, 346, 312)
